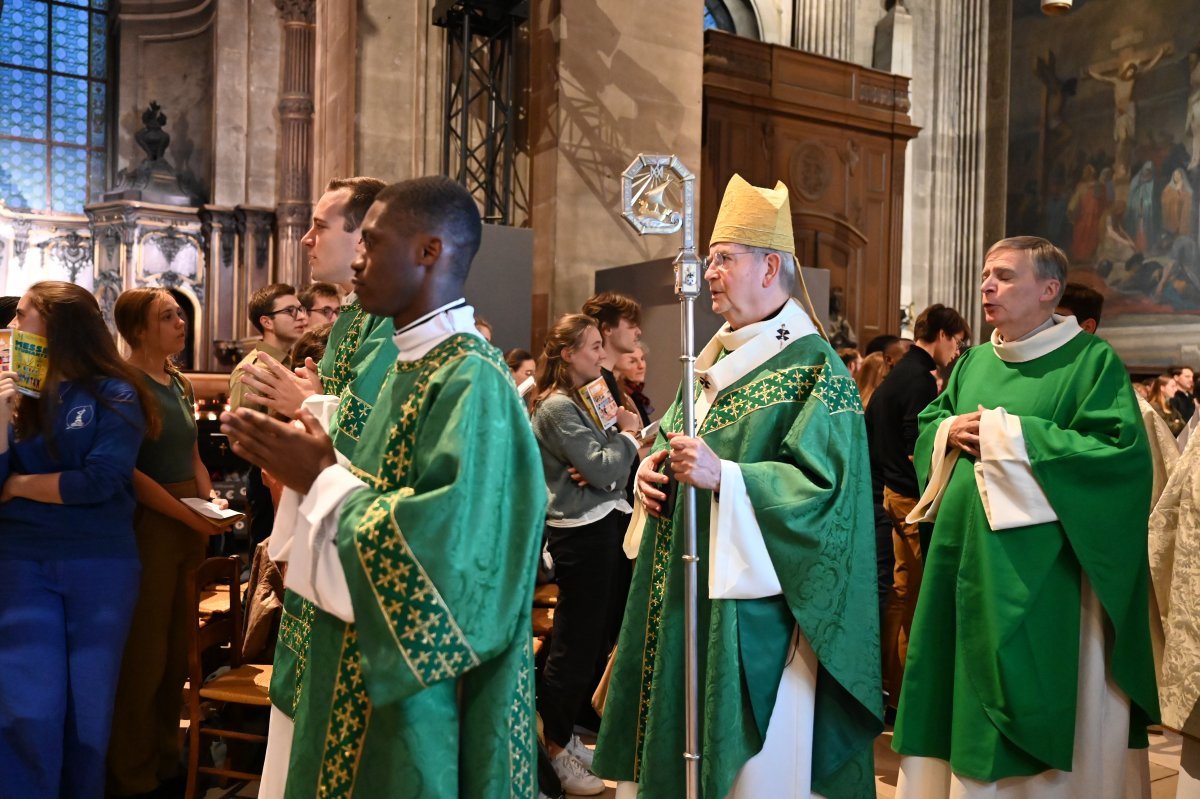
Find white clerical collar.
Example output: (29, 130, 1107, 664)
(991, 314, 1081, 363)
(692, 298, 817, 404)
(392, 298, 479, 361)
(342, 291, 358, 307)
(714, 298, 816, 354)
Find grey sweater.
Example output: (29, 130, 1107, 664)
(530, 392, 638, 522)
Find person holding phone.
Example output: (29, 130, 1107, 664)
(0, 281, 157, 799)
(530, 313, 640, 796)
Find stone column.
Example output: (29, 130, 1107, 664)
(924, 0, 988, 329)
(274, 0, 315, 286)
(313, 0, 356, 186)
(793, 0, 854, 62)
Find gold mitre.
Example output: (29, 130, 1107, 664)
(709, 174, 795, 256)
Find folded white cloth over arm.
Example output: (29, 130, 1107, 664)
(284, 464, 366, 623)
(973, 406, 1058, 531)
(709, 459, 782, 599)
(905, 415, 960, 524)
(266, 393, 345, 563)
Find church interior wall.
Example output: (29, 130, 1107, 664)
(355, 0, 444, 184)
(527, 0, 704, 336)
(115, 0, 217, 204)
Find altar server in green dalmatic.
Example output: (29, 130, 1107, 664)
(234, 176, 390, 799)
(222, 176, 546, 799)
(592, 174, 883, 799)
(892, 236, 1160, 798)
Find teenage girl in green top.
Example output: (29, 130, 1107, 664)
(106, 288, 234, 797)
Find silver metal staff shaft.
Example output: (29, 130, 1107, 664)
(620, 154, 702, 799)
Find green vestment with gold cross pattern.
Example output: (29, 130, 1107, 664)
(592, 332, 883, 799)
(281, 333, 546, 799)
(272, 300, 398, 719)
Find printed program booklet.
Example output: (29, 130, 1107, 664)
(578, 376, 619, 430)
(181, 498, 245, 527)
(0, 329, 50, 397)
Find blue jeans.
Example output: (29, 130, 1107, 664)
(0, 557, 141, 799)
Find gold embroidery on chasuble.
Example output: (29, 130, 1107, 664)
(317, 335, 495, 795)
(314, 628, 371, 798)
(508, 641, 537, 799)
(320, 303, 367, 397)
(629, 359, 862, 777)
(279, 601, 316, 711)
(634, 516, 675, 780)
(698, 361, 862, 437)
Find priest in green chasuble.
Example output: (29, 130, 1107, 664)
(592, 174, 883, 799)
(221, 176, 546, 798)
(892, 236, 1160, 798)
(229, 177, 392, 799)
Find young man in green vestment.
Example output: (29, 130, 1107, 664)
(591, 174, 883, 799)
(221, 176, 546, 799)
(892, 236, 1160, 798)
(231, 176, 393, 799)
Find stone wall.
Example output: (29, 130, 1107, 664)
(528, 0, 705, 334)
(356, 1, 445, 183)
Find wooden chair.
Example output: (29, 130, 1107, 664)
(184, 557, 273, 799)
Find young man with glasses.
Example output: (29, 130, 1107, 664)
(229, 283, 309, 412)
(298, 281, 342, 325)
(863, 303, 970, 716)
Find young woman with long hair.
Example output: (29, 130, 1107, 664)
(0, 281, 158, 798)
(1147, 374, 1186, 435)
(106, 287, 233, 796)
(530, 314, 640, 795)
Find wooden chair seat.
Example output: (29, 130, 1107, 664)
(532, 607, 554, 637)
(198, 586, 231, 617)
(533, 583, 559, 607)
(198, 664, 273, 707)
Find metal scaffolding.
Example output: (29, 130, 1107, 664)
(433, 0, 526, 225)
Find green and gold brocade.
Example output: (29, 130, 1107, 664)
(282, 334, 545, 799)
(593, 335, 883, 799)
(272, 303, 397, 719)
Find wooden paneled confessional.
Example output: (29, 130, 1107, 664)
(702, 30, 919, 344)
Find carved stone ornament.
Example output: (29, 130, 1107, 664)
(791, 142, 832, 202)
(105, 102, 205, 206)
(275, 0, 315, 23)
(41, 230, 93, 283)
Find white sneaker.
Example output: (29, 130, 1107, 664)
(566, 733, 595, 769)
(551, 749, 604, 796)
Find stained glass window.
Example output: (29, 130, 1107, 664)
(0, 0, 109, 213)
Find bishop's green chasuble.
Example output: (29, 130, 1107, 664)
(592, 334, 883, 799)
(281, 333, 545, 799)
(273, 301, 399, 720)
(892, 332, 1160, 780)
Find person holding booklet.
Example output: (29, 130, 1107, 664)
(530, 313, 641, 795)
(105, 287, 236, 797)
(0, 281, 157, 799)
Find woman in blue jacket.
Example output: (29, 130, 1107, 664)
(0, 281, 159, 799)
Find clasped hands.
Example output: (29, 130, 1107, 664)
(239, 352, 323, 418)
(947, 405, 988, 458)
(220, 407, 337, 495)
